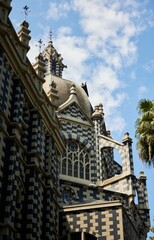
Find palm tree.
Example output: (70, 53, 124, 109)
(135, 99, 154, 165)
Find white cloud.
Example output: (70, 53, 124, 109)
(106, 114, 126, 136)
(130, 71, 136, 80)
(72, 0, 142, 67)
(91, 66, 122, 91)
(89, 86, 127, 116)
(27, 40, 39, 64)
(46, 2, 71, 20)
(55, 27, 90, 83)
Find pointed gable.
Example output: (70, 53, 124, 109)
(58, 84, 93, 125)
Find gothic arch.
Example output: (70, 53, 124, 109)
(61, 132, 94, 156)
(99, 137, 124, 162)
(99, 136, 130, 173)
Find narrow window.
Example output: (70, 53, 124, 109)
(62, 159, 66, 175)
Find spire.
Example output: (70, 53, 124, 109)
(17, 7, 31, 61)
(49, 28, 53, 43)
(41, 29, 67, 78)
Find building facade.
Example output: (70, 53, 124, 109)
(0, 1, 150, 240)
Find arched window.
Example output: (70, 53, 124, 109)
(60, 140, 91, 180)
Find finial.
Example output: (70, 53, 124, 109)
(70, 84, 77, 95)
(139, 171, 146, 180)
(22, 5, 30, 21)
(122, 132, 132, 143)
(106, 130, 111, 137)
(36, 39, 45, 54)
(49, 28, 53, 43)
(98, 103, 104, 115)
(92, 104, 103, 120)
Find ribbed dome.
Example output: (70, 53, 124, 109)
(44, 74, 93, 118)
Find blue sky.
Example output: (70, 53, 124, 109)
(10, 0, 154, 238)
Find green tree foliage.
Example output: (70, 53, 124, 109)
(135, 99, 154, 165)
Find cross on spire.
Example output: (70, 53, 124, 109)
(22, 5, 30, 21)
(36, 39, 45, 54)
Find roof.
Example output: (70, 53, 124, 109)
(44, 74, 93, 118)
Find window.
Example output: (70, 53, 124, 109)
(61, 140, 91, 180)
(68, 160, 72, 176)
(62, 159, 66, 175)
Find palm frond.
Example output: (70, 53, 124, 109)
(137, 99, 154, 115)
(135, 99, 154, 165)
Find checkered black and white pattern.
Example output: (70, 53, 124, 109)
(60, 204, 122, 240)
(61, 104, 87, 121)
(0, 4, 150, 239)
(0, 46, 60, 239)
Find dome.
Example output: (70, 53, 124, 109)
(44, 74, 93, 118)
(42, 40, 92, 118)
